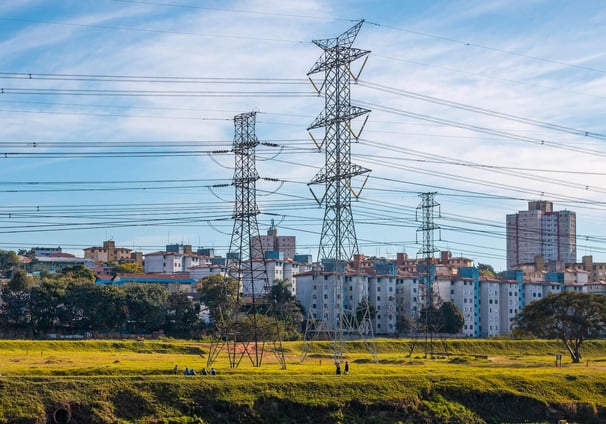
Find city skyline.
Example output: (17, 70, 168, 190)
(1, 1, 605, 272)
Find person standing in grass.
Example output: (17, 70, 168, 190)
(336, 362, 341, 375)
(344, 361, 349, 375)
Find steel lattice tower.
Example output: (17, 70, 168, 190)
(301, 21, 376, 363)
(207, 111, 286, 369)
(416, 192, 441, 357)
(416, 192, 441, 305)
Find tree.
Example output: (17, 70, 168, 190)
(92, 285, 127, 331)
(63, 282, 99, 333)
(197, 274, 240, 326)
(165, 292, 201, 338)
(30, 280, 68, 336)
(514, 291, 606, 363)
(60, 265, 95, 283)
(266, 279, 304, 340)
(356, 298, 377, 322)
(8, 270, 33, 292)
(114, 262, 144, 274)
(124, 284, 168, 332)
(396, 313, 416, 336)
(439, 301, 464, 334)
(1, 270, 34, 336)
(478, 263, 496, 278)
(417, 305, 442, 333)
(0, 250, 19, 276)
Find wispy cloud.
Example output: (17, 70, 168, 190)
(0, 0, 604, 268)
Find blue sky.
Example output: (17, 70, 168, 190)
(0, 0, 605, 271)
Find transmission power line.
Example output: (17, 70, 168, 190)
(300, 20, 377, 364)
(207, 111, 286, 370)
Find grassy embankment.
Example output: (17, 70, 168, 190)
(0, 339, 605, 423)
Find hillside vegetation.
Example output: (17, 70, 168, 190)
(0, 339, 605, 423)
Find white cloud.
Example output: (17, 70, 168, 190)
(0, 0, 604, 269)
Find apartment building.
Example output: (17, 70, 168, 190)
(506, 201, 576, 269)
(250, 221, 296, 260)
(84, 240, 133, 263)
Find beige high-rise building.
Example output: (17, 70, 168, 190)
(506, 201, 576, 269)
(250, 220, 296, 260)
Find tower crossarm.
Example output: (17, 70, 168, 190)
(311, 19, 365, 50)
(309, 163, 370, 186)
(307, 105, 370, 130)
(308, 48, 370, 75)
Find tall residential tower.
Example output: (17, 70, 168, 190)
(506, 201, 576, 269)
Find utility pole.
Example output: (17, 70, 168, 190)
(301, 21, 377, 363)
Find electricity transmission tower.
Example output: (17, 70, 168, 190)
(206, 111, 286, 369)
(301, 21, 377, 363)
(416, 192, 442, 357)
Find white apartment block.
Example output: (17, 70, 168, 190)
(144, 252, 183, 274)
(295, 272, 371, 334)
(368, 276, 397, 335)
(189, 264, 229, 281)
(395, 276, 424, 319)
(443, 277, 477, 337)
(479, 281, 501, 337)
(499, 281, 521, 334)
(182, 255, 202, 270)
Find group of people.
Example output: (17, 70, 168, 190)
(173, 365, 216, 376)
(335, 361, 349, 375)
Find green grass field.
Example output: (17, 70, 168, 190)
(0, 339, 605, 423)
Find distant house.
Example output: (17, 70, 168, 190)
(25, 253, 94, 274)
(97, 273, 197, 294)
(84, 240, 132, 263)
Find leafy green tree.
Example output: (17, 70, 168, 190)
(396, 313, 416, 335)
(356, 298, 377, 322)
(92, 285, 127, 331)
(266, 279, 304, 340)
(439, 301, 465, 333)
(60, 265, 95, 283)
(230, 313, 285, 342)
(17, 248, 35, 258)
(114, 262, 144, 274)
(30, 280, 68, 336)
(417, 305, 442, 333)
(124, 284, 168, 332)
(63, 282, 99, 333)
(1, 270, 34, 336)
(0, 250, 19, 276)
(8, 270, 33, 291)
(164, 292, 201, 338)
(478, 263, 496, 278)
(515, 291, 606, 363)
(197, 274, 240, 326)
